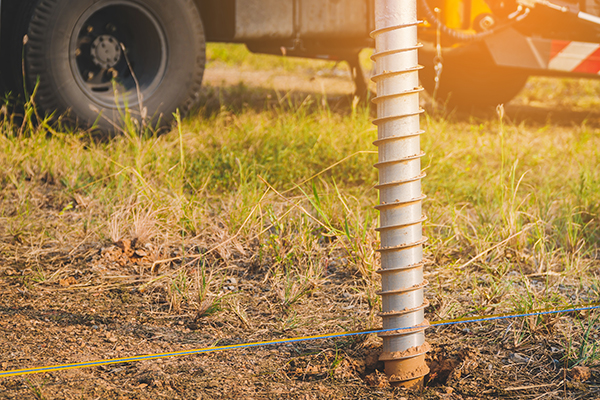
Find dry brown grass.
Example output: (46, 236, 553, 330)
(0, 45, 599, 398)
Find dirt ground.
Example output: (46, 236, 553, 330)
(1, 65, 600, 400)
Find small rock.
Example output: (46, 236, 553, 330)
(509, 353, 530, 364)
(226, 277, 238, 285)
(105, 332, 118, 343)
(569, 366, 591, 382)
(135, 249, 148, 257)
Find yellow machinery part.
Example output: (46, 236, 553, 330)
(442, 0, 492, 31)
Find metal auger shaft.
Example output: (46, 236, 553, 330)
(371, 0, 430, 388)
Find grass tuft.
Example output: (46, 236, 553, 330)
(2, 43, 600, 397)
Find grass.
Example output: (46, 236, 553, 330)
(206, 42, 374, 75)
(1, 43, 600, 397)
(23, 378, 47, 400)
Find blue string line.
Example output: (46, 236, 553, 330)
(1, 303, 599, 378)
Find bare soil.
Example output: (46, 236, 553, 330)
(1, 66, 599, 399)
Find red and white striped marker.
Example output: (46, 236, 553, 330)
(549, 40, 600, 74)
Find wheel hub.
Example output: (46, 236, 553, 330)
(70, 3, 168, 107)
(90, 35, 122, 69)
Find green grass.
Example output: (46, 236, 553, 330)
(424, 107, 600, 313)
(1, 43, 600, 375)
(514, 76, 600, 109)
(207, 42, 374, 75)
(207, 43, 329, 72)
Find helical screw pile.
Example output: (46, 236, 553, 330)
(371, 0, 430, 388)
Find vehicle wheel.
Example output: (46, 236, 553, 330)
(0, 1, 39, 96)
(419, 42, 528, 109)
(25, 0, 206, 131)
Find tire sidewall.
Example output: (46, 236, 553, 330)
(27, 0, 205, 128)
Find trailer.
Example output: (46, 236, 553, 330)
(0, 0, 375, 130)
(418, 0, 600, 107)
(1, 0, 600, 130)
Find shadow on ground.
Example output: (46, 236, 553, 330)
(197, 77, 600, 130)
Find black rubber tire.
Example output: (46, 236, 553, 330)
(420, 42, 529, 109)
(25, 0, 206, 131)
(0, 1, 39, 96)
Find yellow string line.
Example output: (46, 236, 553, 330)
(1, 302, 598, 378)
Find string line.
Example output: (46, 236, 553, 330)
(1, 302, 598, 378)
